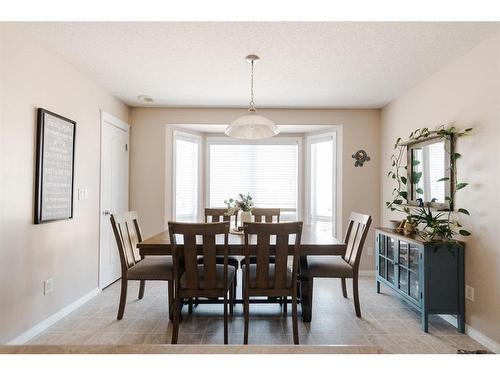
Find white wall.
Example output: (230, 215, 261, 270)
(0, 25, 130, 343)
(381, 32, 500, 344)
(129, 107, 381, 271)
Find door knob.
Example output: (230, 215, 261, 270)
(102, 210, 111, 216)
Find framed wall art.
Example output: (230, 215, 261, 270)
(34, 108, 76, 224)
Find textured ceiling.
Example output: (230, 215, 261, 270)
(18, 22, 500, 108)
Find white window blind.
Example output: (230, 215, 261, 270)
(174, 133, 200, 222)
(208, 140, 298, 215)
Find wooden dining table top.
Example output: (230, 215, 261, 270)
(138, 224, 346, 256)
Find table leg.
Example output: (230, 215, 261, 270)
(299, 256, 313, 322)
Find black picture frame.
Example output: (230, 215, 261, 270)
(34, 108, 76, 224)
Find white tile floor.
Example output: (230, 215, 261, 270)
(28, 276, 488, 353)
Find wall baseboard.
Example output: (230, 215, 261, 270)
(7, 288, 100, 345)
(359, 270, 376, 276)
(438, 314, 499, 354)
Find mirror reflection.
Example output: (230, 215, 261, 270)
(411, 140, 447, 204)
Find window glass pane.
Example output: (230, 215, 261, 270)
(311, 140, 333, 217)
(309, 135, 335, 234)
(379, 256, 386, 278)
(175, 137, 199, 222)
(209, 143, 298, 214)
(409, 272, 419, 300)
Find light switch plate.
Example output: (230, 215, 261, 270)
(44, 278, 54, 295)
(465, 285, 475, 302)
(78, 188, 88, 200)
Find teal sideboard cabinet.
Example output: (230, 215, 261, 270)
(375, 228, 465, 333)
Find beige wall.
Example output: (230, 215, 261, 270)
(381, 33, 500, 344)
(129, 107, 381, 271)
(0, 25, 130, 343)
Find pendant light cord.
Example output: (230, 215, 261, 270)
(249, 60, 256, 111)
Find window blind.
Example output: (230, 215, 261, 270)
(208, 141, 298, 212)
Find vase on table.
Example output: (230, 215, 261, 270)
(239, 210, 252, 229)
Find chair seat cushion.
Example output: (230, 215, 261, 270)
(127, 256, 173, 280)
(307, 256, 353, 278)
(180, 264, 236, 290)
(241, 264, 293, 288)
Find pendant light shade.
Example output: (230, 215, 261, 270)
(225, 110, 279, 139)
(226, 55, 279, 139)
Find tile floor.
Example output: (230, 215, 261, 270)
(28, 276, 488, 353)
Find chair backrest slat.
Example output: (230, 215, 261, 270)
(274, 231, 290, 289)
(342, 212, 372, 268)
(244, 222, 302, 291)
(255, 233, 271, 289)
(205, 208, 236, 225)
(252, 208, 280, 223)
(168, 222, 230, 291)
(202, 233, 217, 289)
(182, 233, 199, 289)
(110, 212, 143, 273)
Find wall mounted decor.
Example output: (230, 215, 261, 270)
(386, 125, 473, 242)
(34, 108, 76, 224)
(352, 149, 371, 167)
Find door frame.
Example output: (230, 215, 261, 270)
(99, 110, 130, 290)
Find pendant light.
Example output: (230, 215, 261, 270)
(225, 55, 279, 139)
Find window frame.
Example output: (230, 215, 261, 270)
(172, 130, 203, 222)
(205, 135, 303, 219)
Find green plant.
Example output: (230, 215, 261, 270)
(386, 125, 472, 242)
(224, 193, 254, 214)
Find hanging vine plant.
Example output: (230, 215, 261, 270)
(386, 125, 473, 242)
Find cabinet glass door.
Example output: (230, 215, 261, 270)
(378, 255, 386, 278)
(387, 237, 395, 259)
(408, 244, 420, 301)
(409, 244, 419, 273)
(409, 272, 419, 300)
(387, 261, 394, 284)
(377, 234, 395, 285)
(397, 241, 410, 295)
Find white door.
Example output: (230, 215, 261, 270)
(99, 112, 130, 289)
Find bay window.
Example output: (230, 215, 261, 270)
(172, 127, 339, 234)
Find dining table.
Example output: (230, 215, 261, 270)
(137, 224, 346, 322)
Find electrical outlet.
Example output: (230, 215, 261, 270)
(367, 246, 373, 256)
(44, 278, 54, 295)
(465, 285, 474, 302)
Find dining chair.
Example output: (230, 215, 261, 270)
(248, 208, 281, 266)
(242, 221, 303, 344)
(110, 212, 174, 320)
(203, 208, 241, 268)
(306, 212, 372, 317)
(252, 208, 281, 223)
(192, 208, 239, 313)
(168, 221, 236, 344)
